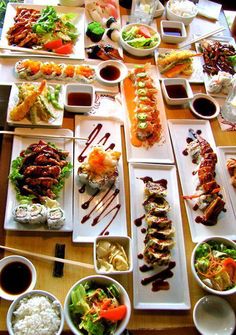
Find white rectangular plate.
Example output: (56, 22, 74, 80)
(155, 48, 204, 83)
(195, 36, 236, 97)
(168, 119, 236, 243)
(73, 115, 127, 243)
(129, 163, 190, 310)
(217, 146, 236, 218)
(4, 128, 73, 232)
(1, 3, 85, 60)
(121, 64, 174, 164)
(6, 83, 64, 128)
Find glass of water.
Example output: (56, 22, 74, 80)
(130, 0, 159, 25)
(221, 82, 236, 122)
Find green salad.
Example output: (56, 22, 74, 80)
(69, 281, 127, 335)
(122, 25, 159, 49)
(194, 240, 236, 291)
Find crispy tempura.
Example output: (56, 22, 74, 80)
(157, 50, 198, 66)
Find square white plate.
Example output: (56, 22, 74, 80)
(168, 119, 236, 243)
(73, 115, 127, 243)
(217, 146, 236, 218)
(6, 83, 64, 128)
(129, 163, 190, 310)
(1, 3, 85, 60)
(4, 128, 73, 232)
(121, 64, 174, 164)
(155, 48, 204, 83)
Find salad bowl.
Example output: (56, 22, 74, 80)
(191, 236, 236, 295)
(64, 275, 131, 335)
(120, 23, 160, 57)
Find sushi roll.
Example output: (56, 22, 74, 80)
(74, 64, 96, 83)
(106, 16, 119, 30)
(12, 204, 29, 224)
(28, 203, 47, 225)
(15, 59, 42, 81)
(53, 63, 66, 81)
(86, 21, 105, 42)
(47, 207, 65, 229)
(40, 62, 57, 80)
(107, 28, 120, 42)
(62, 64, 75, 81)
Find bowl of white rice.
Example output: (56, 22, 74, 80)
(166, 0, 198, 26)
(7, 290, 64, 335)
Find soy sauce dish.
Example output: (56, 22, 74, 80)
(189, 93, 220, 119)
(64, 83, 94, 113)
(96, 60, 128, 85)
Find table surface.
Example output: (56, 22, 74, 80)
(0, 1, 235, 334)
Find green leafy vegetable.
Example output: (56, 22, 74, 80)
(228, 55, 236, 66)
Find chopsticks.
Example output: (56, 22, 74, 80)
(0, 130, 87, 141)
(178, 26, 226, 49)
(0, 44, 70, 57)
(0, 245, 94, 270)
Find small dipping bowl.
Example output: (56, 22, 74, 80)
(161, 78, 193, 105)
(64, 83, 94, 113)
(94, 235, 133, 275)
(95, 60, 128, 86)
(190, 93, 220, 119)
(0, 255, 37, 301)
(160, 20, 187, 44)
(193, 295, 236, 335)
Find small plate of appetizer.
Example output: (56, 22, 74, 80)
(4, 128, 73, 232)
(168, 119, 236, 243)
(1, 4, 85, 59)
(217, 146, 236, 219)
(155, 48, 204, 83)
(121, 63, 174, 164)
(129, 163, 190, 310)
(7, 81, 64, 127)
(85, 0, 123, 61)
(195, 36, 236, 97)
(73, 115, 127, 243)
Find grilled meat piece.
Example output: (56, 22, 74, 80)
(203, 196, 225, 222)
(24, 165, 61, 178)
(25, 177, 58, 188)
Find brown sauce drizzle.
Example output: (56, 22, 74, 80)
(79, 184, 86, 193)
(99, 204, 121, 235)
(78, 123, 103, 162)
(138, 253, 144, 259)
(134, 214, 145, 227)
(141, 261, 176, 286)
(140, 264, 154, 272)
(81, 189, 100, 210)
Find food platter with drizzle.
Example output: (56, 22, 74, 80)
(168, 119, 236, 243)
(129, 163, 190, 310)
(73, 115, 127, 242)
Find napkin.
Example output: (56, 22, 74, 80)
(197, 0, 222, 21)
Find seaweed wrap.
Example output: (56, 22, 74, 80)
(86, 22, 105, 42)
(28, 203, 47, 225)
(47, 207, 65, 229)
(12, 204, 29, 224)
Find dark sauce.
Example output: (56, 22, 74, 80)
(166, 84, 188, 99)
(196, 129, 202, 135)
(141, 227, 147, 234)
(193, 204, 199, 211)
(138, 253, 144, 259)
(100, 65, 120, 81)
(182, 148, 188, 156)
(140, 264, 154, 272)
(134, 214, 145, 227)
(141, 261, 176, 286)
(195, 215, 217, 226)
(78, 123, 103, 163)
(67, 92, 92, 106)
(193, 98, 216, 117)
(0, 261, 32, 295)
(186, 137, 193, 144)
(152, 280, 170, 292)
(79, 184, 86, 193)
(163, 27, 182, 36)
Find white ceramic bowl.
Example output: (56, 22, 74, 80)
(191, 236, 236, 296)
(193, 295, 236, 335)
(64, 83, 94, 113)
(120, 23, 161, 57)
(0, 255, 37, 301)
(64, 275, 131, 335)
(160, 20, 187, 44)
(154, 1, 165, 18)
(189, 93, 220, 119)
(166, 0, 198, 26)
(7, 290, 64, 335)
(95, 60, 128, 86)
(161, 78, 193, 105)
(94, 235, 133, 275)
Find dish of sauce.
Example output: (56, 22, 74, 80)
(192, 97, 216, 117)
(67, 92, 92, 106)
(163, 27, 182, 36)
(99, 65, 120, 81)
(166, 84, 188, 99)
(0, 261, 32, 295)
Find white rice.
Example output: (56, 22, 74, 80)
(12, 295, 61, 335)
(169, 0, 197, 17)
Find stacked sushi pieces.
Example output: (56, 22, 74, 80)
(142, 178, 175, 266)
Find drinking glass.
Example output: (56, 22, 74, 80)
(221, 82, 236, 122)
(130, 0, 159, 25)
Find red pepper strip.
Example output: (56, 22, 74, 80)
(183, 187, 221, 200)
(100, 305, 127, 322)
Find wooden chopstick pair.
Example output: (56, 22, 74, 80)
(0, 130, 87, 141)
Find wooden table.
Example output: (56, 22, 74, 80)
(0, 2, 235, 334)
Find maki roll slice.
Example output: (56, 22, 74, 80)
(40, 62, 57, 80)
(62, 64, 75, 81)
(86, 21, 105, 42)
(74, 65, 96, 83)
(47, 207, 65, 229)
(15, 59, 42, 81)
(107, 28, 120, 42)
(12, 204, 29, 224)
(106, 16, 119, 30)
(28, 204, 47, 225)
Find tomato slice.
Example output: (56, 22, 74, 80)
(223, 258, 236, 283)
(138, 26, 151, 38)
(100, 305, 127, 322)
(44, 39, 63, 50)
(54, 43, 73, 55)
